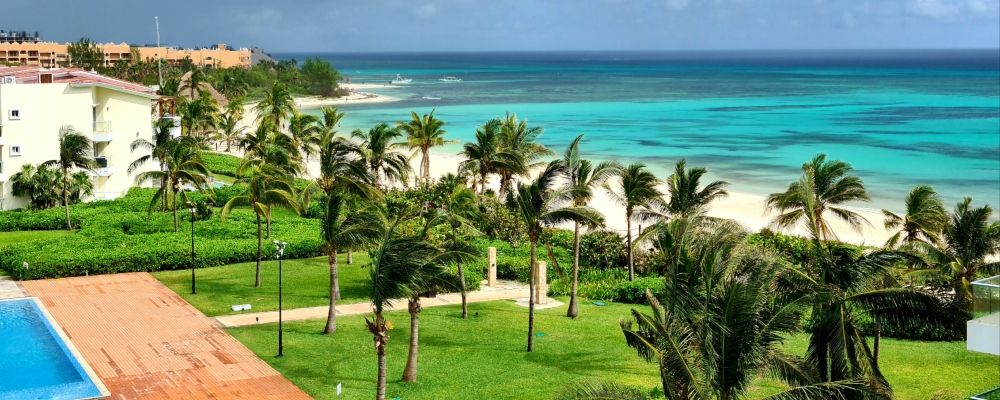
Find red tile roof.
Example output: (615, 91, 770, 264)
(0, 66, 157, 97)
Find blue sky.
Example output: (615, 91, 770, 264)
(4, 0, 999, 52)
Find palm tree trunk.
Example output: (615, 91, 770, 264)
(567, 221, 581, 318)
(402, 297, 421, 382)
(62, 172, 72, 230)
(324, 246, 338, 334)
(375, 324, 387, 400)
(458, 263, 468, 319)
(626, 213, 634, 281)
(265, 206, 272, 239)
(527, 238, 537, 352)
(421, 147, 431, 183)
(172, 189, 179, 232)
(254, 213, 262, 288)
(347, 250, 353, 265)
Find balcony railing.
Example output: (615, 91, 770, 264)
(968, 275, 1000, 356)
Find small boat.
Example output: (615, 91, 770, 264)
(422, 96, 441, 100)
(439, 76, 462, 83)
(391, 74, 412, 84)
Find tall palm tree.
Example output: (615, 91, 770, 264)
(497, 112, 551, 198)
(352, 122, 412, 188)
(131, 119, 178, 210)
(436, 180, 482, 318)
(665, 159, 728, 217)
(397, 110, 448, 184)
(365, 212, 443, 400)
(919, 198, 1000, 309)
(766, 154, 871, 242)
(508, 160, 602, 351)
(459, 118, 523, 195)
(604, 163, 662, 281)
(881, 185, 947, 248)
(221, 164, 299, 287)
(287, 111, 320, 161)
(45, 126, 94, 230)
(134, 138, 211, 231)
(240, 124, 302, 176)
(255, 82, 296, 131)
(561, 134, 618, 318)
(179, 94, 219, 142)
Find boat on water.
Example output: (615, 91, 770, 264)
(422, 96, 441, 100)
(391, 74, 412, 84)
(439, 76, 462, 82)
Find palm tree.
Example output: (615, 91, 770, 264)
(220, 164, 299, 287)
(459, 118, 523, 195)
(288, 112, 320, 161)
(365, 212, 443, 399)
(436, 180, 482, 318)
(134, 138, 211, 231)
(181, 67, 209, 99)
(216, 104, 246, 153)
(561, 134, 618, 318)
(131, 119, 178, 211)
(45, 126, 94, 230)
(256, 83, 295, 131)
(604, 163, 662, 281)
(508, 160, 602, 351)
(881, 185, 947, 248)
(352, 123, 412, 187)
(178, 94, 219, 142)
(67, 171, 94, 204)
(497, 112, 551, 198)
(919, 198, 1000, 309)
(397, 110, 448, 184)
(665, 159, 728, 217)
(240, 124, 302, 176)
(766, 154, 871, 242)
(10, 163, 62, 209)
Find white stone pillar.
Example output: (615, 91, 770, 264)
(535, 260, 548, 304)
(487, 247, 497, 287)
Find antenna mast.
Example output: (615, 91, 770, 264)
(155, 16, 162, 88)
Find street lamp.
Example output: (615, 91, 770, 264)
(274, 240, 288, 358)
(187, 202, 196, 294)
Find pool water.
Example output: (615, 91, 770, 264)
(0, 299, 104, 400)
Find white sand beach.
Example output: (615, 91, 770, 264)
(239, 83, 399, 129)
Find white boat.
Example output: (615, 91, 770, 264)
(422, 96, 441, 100)
(439, 76, 462, 82)
(391, 74, 412, 84)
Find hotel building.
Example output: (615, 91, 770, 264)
(0, 42, 255, 69)
(0, 66, 159, 210)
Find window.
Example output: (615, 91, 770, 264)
(9, 145, 21, 156)
(8, 109, 19, 120)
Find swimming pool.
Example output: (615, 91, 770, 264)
(0, 298, 107, 400)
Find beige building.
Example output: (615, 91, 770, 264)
(0, 66, 159, 210)
(0, 42, 252, 68)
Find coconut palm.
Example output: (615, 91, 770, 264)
(178, 94, 219, 142)
(131, 119, 178, 210)
(287, 112, 320, 161)
(561, 134, 619, 318)
(918, 198, 1000, 309)
(255, 83, 296, 131)
(881, 185, 947, 248)
(216, 111, 246, 153)
(459, 118, 523, 195)
(508, 160, 602, 351)
(44, 126, 94, 230)
(766, 154, 871, 242)
(435, 180, 482, 318)
(181, 67, 209, 99)
(134, 137, 211, 231)
(220, 164, 299, 288)
(665, 159, 728, 217)
(605, 163, 663, 281)
(397, 110, 448, 184)
(10, 163, 62, 209)
(352, 122, 412, 187)
(67, 171, 94, 203)
(497, 112, 551, 198)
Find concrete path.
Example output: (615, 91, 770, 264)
(216, 279, 561, 327)
(22, 273, 312, 400)
(0, 275, 25, 299)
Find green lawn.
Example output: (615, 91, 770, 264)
(154, 254, 371, 316)
(0, 230, 72, 246)
(229, 300, 999, 400)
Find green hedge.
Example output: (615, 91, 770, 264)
(202, 152, 242, 177)
(550, 269, 664, 303)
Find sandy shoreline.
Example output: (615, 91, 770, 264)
(239, 83, 399, 129)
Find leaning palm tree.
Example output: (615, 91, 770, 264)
(918, 198, 1000, 309)
(766, 154, 871, 242)
(508, 160, 602, 351)
(287, 112, 320, 161)
(221, 164, 299, 287)
(604, 163, 662, 281)
(352, 123, 412, 188)
(665, 158, 728, 217)
(881, 185, 947, 248)
(255, 82, 296, 131)
(497, 112, 551, 198)
(134, 137, 211, 231)
(459, 118, 523, 195)
(397, 110, 448, 184)
(45, 126, 94, 230)
(561, 134, 618, 318)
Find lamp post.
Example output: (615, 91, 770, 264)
(274, 240, 287, 358)
(187, 202, 196, 294)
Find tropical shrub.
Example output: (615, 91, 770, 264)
(201, 152, 242, 177)
(579, 230, 626, 270)
(475, 195, 525, 243)
(550, 269, 664, 303)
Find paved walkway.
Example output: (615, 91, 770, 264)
(216, 279, 559, 327)
(0, 275, 25, 299)
(22, 273, 312, 400)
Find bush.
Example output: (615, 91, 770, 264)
(202, 152, 242, 177)
(580, 230, 626, 270)
(476, 196, 525, 244)
(550, 269, 664, 303)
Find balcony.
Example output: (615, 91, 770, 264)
(92, 121, 113, 143)
(968, 275, 1000, 356)
(93, 156, 113, 177)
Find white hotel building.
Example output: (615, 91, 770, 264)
(0, 66, 159, 210)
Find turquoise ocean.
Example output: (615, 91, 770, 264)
(277, 50, 1000, 209)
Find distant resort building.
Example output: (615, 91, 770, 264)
(0, 39, 259, 68)
(0, 65, 159, 210)
(0, 30, 41, 44)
